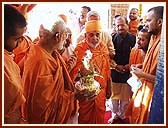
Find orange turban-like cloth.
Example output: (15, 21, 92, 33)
(85, 20, 102, 33)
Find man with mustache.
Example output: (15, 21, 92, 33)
(109, 16, 136, 123)
(129, 28, 151, 70)
(77, 6, 91, 33)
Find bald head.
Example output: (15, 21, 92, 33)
(39, 19, 68, 52)
(50, 19, 67, 35)
(148, 6, 163, 20)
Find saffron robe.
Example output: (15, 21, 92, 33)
(125, 34, 161, 123)
(13, 36, 32, 76)
(129, 47, 145, 68)
(4, 50, 25, 123)
(13, 35, 32, 64)
(70, 41, 111, 124)
(22, 45, 75, 124)
(129, 19, 140, 35)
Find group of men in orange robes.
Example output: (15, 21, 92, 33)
(4, 4, 96, 124)
(4, 4, 164, 125)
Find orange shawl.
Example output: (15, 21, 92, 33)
(13, 35, 32, 64)
(22, 45, 75, 124)
(70, 42, 111, 124)
(129, 19, 140, 35)
(4, 50, 25, 123)
(129, 47, 145, 68)
(125, 34, 161, 123)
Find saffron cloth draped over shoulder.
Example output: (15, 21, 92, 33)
(4, 50, 26, 123)
(13, 35, 32, 64)
(125, 34, 161, 123)
(129, 47, 144, 68)
(70, 41, 111, 123)
(22, 45, 75, 124)
(129, 19, 140, 35)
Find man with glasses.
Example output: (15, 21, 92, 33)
(70, 20, 111, 124)
(57, 14, 77, 73)
(77, 10, 115, 61)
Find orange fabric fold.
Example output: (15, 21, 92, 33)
(22, 45, 75, 124)
(13, 35, 32, 64)
(70, 41, 111, 123)
(125, 34, 161, 123)
(4, 50, 26, 123)
(129, 19, 140, 35)
(129, 47, 144, 68)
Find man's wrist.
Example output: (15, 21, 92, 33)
(114, 64, 117, 69)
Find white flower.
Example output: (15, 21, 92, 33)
(82, 50, 93, 70)
(85, 50, 92, 60)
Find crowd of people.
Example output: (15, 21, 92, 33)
(3, 3, 164, 125)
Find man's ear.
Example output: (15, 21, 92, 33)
(157, 18, 162, 27)
(39, 24, 44, 30)
(39, 24, 49, 38)
(55, 32, 60, 38)
(54, 32, 61, 41)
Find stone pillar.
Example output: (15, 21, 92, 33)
(108, 4, 129, 29)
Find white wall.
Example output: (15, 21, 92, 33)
(23, 2, 165, 41)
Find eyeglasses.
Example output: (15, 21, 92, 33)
(67, 33, 72, 38)
(54, 32, 70, 38)
(62, 32, 73, 40)
(62, 32, 68, 39)
(87, 32, 101, 38)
